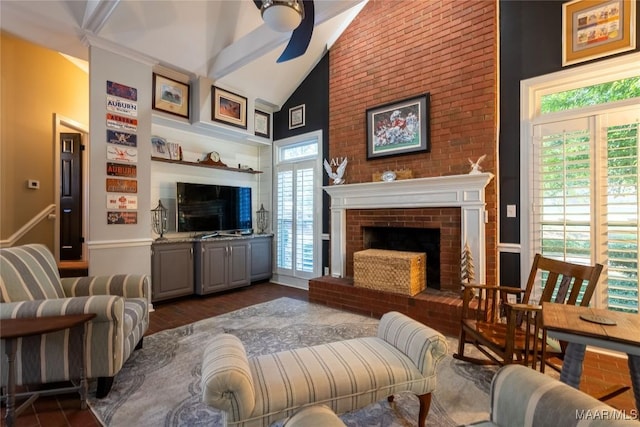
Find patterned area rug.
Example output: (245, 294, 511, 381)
(88, 297, 497, 426)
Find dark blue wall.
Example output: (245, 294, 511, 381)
(498, 0, 640, 283)
(274, 53, 331, 272)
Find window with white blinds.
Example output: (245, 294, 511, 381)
(532, 108, 640, 313)
(295, 167, 315, 273)
(605, 116, 640, 313)
(277, 170, 293, 270)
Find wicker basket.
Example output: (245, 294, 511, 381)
(353, 249, 426, 296)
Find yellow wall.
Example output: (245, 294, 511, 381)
(1, 32, 89, 249)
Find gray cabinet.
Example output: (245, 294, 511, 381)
(195, 240, 250, 295)
(151, 242, 194, 302)
(250, 235, 273, 282)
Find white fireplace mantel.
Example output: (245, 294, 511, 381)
(323, 172, 494, 283)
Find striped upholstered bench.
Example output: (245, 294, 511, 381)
(201, 311, 448, 427)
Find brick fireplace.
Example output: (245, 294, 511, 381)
(348, 208, 459, 291)
(323, 173, 494, 292)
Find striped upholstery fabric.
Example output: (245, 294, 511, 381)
(282, 405, 346, 427)
(466, 364, 638, 427)
(61, 274, 151, 370)
(0, 244, 64, 302)
(0, 244, 150, 390)
(0, 296, 123, 384)
(202, 311, 447, 427)
(202, 334, 256, 420)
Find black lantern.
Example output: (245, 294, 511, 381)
(256, 203, 269, 234)
(151, 200, 168, 240)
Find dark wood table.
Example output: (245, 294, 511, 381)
(542, 302, 640, 409)
(1, 313, 96, 427)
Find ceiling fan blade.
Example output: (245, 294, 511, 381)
(276, 0, 314, 63)
(253, 0, 262, 9)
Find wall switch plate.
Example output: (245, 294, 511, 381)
(506, 204, 517, 218)
(27, 179, 40, 189)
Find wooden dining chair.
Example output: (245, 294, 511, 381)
(453, 253, 603, 369)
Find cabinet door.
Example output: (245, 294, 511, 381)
(199, 242, 227, 293)
(151, 243, 194, 302)
(228, 241, 250, 288)
(250, 236, 273, 282)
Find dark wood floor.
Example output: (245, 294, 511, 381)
(2, 282, 635, 426)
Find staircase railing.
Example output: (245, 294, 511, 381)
(0, 204, 56, 248)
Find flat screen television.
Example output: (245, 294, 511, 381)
(176, 182, 252, 233)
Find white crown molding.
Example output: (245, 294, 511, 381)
(82, 0, 121, 34)
(81, 32, 158, 68)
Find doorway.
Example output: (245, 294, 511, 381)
(54, 114, 88, 263)
(272, 131, 323, 288)
(59, 132, 83, 260)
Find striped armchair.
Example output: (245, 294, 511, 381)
(0, 244, 150, 398)
(467, 364, 638, 426)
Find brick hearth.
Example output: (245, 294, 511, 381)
(309, 275, 462, 336)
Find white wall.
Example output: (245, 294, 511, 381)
(88, 46, 153, 276)
(86, 47, 272, 275)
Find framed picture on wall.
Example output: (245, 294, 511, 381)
(254, 110, 271, 138)
(562, 0, 636, 66)
(152, 73, 190, 119)
(289, 104, 305, 129)
(366, 93, 430, 160)
(212, 86, 247, 129)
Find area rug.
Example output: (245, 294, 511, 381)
(88, 297, 497, 426)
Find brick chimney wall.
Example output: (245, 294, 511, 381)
(329, 0, 498, 286)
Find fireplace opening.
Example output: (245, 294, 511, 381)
(362, 226, 440, 290)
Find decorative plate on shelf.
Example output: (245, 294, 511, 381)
(381, 171, 397, 182)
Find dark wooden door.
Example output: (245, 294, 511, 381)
(60, 133, 83, 260)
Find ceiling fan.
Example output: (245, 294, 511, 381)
(253, 0, 315, 63)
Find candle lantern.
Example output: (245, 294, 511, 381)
(256, 204, 269, 234)
(151, 200, 168, 240)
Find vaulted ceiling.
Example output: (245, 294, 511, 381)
(0, 0, 367, 109)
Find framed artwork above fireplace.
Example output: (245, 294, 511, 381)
(366, 93, 430, 159)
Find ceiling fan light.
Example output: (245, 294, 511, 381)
(262, 0, 303, 32)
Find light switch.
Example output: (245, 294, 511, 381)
(506, 204, 517, 218)
(27, 179, 40, 189)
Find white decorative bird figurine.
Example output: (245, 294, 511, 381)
(324, 157, 348, 185)
(468, 154, 487, 174)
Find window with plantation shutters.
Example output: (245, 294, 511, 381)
(295, 167, 315, 273)
(604, 112, 640, 313)
(277, 169, 293, 270)
(531, 108, 640, 313)
(274, 133, 322, 287)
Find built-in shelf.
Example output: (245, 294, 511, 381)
(151, 157, 263, 174)
(152, 114, 271, 147)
